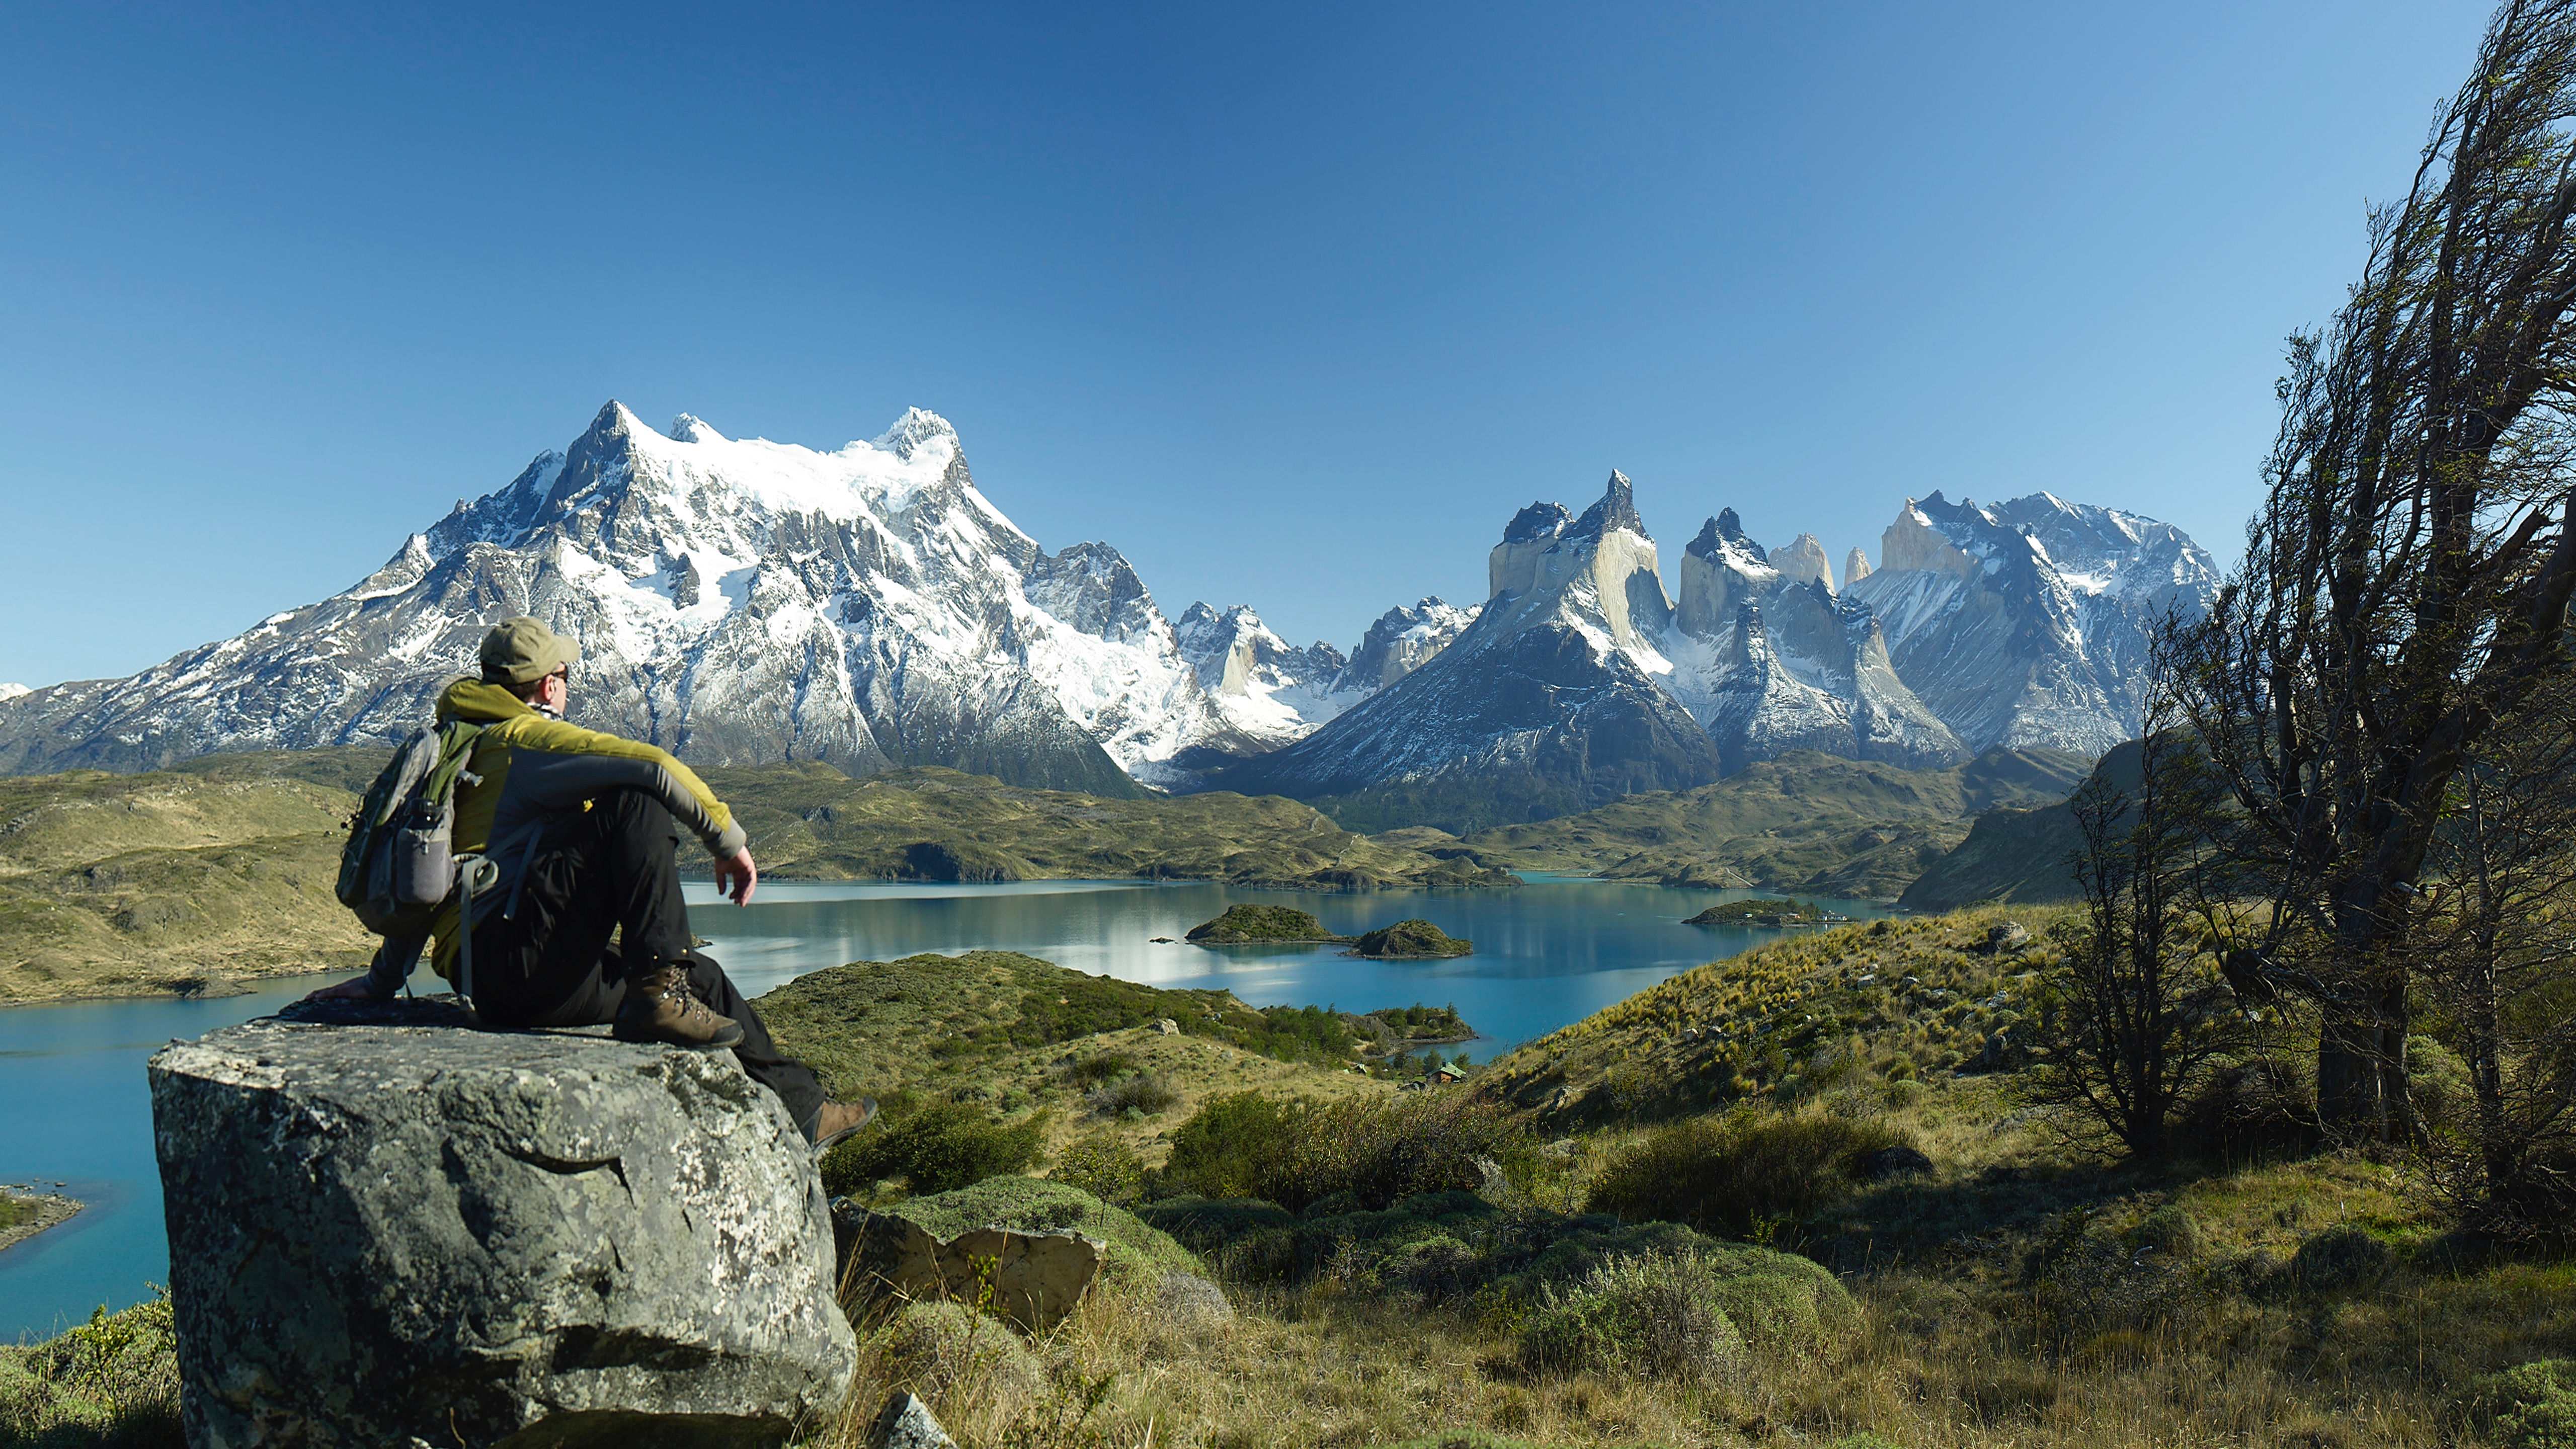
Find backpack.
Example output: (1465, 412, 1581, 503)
(337, 719, 488, 936)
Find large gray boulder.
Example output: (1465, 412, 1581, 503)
(150, 997, 856, 1448)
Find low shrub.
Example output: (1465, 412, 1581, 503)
(2174, 1053, 2316, 1162)
(870, 1299, 1043, 1410)
(1140, 1196, 1303, 1279)
(1049, 1129, 1147, 1205)
(2023, 1212, 2204, 1336)
(2289, 1225, 2392, 1294)
(2132, 1202, 2203, 1259)
(1158, 1089, 1525, 1211)
(1060, 1052, 1138, 1087)
(0, 1295, 181, 1448)
(1517, 1252, 1747, 1383)
(1584, 1108, 1911, 1239)
(822, 1100, 1045, 1197)
(2407, 1034, 2475, 1133)
(2458, 1359, 2576, 1449)
(1086, 1073, 1178, 1117)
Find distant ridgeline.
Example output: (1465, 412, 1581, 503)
(0, 404, 2204, 841)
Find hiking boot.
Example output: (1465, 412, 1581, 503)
(613, 961, 744, 1050)
(807, 1097, 878, 1157)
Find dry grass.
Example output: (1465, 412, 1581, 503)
(800, 1217, 2575, 1449)
(788, 1042, 2575, 1449)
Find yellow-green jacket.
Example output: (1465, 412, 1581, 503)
(364, 679, 746, 991)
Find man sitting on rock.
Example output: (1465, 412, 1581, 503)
(311, 616, 876, 1155)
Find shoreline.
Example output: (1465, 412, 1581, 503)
(0, 1191, 84, 1256)
(0, 963, 348, 1011)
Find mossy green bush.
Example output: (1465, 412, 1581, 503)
(822, 1099, 1044, 1197)
(1585, 1109, 1912, 1238)
(2406, 1033, 2475, 1132)
(1139, 1196, 1302, 1280)
(1049, 1129, 1147, 1206)
(2458, 1360, 2576, 1449)
(1517, 1251, 1748, 1383)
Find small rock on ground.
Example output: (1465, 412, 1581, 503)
(871, 1392, 956, 1449)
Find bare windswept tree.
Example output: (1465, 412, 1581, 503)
(2168, 0, 2576, 1137)
(2039, 715, 2244, 1159)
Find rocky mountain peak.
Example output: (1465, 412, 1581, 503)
(1688, 508, 1764, 561)
(1502, 501, 1574, 546)
(872, 407, 960, 462)
(1336, 597, 1479, 694)
(668, 413, 725, 444)
(1770, 533, 1834, 593)
(1844, 547, 1874, 588)
(1566, 470, 1647, 542)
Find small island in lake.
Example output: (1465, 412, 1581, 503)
(0, 1185, 83, 1255)
(1349, 919, 1474, 958)
(1685, 898, 1836, 927)
(1185, 905, 1353, 944)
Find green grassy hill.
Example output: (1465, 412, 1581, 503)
(753, 949, 1395, 1167)
(0, 760, 377, 1002)
(1436, 746, 2091, 900)
(1899, 738, 2147, 910)
(1481, 904, 2076, 1126)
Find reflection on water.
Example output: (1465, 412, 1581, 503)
(686, 876, 1890, 1052)
(0, 875, 1887, 1339)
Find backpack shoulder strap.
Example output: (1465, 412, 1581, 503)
(423, 719, 488, 807)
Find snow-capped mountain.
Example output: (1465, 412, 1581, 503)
(1172, 603, 1357, 747)
(0, 404, 1235, 792)
(1843, 491, 2216, 756)
(1332, 598, 1480, 694)
(1661, 511, 1966, 773)
(1196, 477, 2212, 817)
(1216, 473, 1727, 814)
(0, 685, 27, 703)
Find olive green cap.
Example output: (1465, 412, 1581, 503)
(478, 616, 582, 685)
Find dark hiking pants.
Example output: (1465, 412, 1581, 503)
(465, 786, 830, 1136)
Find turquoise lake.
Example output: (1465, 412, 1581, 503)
(0, 875, 1889, 1339)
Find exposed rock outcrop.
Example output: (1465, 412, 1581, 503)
(832, 1206, 1107, 1332)
(149, 998, 854, 1449)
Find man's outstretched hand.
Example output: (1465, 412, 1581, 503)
(304, 977, 386, 1003)
(715, 848, 759, 906)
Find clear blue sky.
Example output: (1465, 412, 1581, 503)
(0, 2, 2494, 686)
